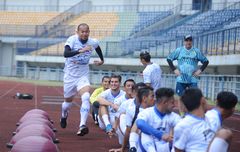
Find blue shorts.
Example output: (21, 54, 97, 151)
(176, 82, 198, 96)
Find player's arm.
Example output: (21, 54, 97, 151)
(121, 126, 131, 151)
(136, 119, 163, 139)
(97, 96, 113, 106)
(63, 45, 91, 58)
(94, 46, 104, 65)
(193, 50, 209, 76)
(167, 49, 181, 76)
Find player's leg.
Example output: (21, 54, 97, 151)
(208, 128, 232, 152)
(176, 82, 187, 116)
(116, 113, 126, 145)
(61, 79, 76, 128)
(99, 105, 113, 136)
(92, 101, 100, 125)
(129, 124, 140, 151)
(140, 133, 157, 152)
(77, 85, 91, 136)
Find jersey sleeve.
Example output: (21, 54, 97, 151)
(169, 112, 181, 128)
(173, 124, 189, 150)
(205, 112, 220, 133)
(126, 107, 134, 127)
(91, 39, 99, 49)
(65, 36, 75, 49)
(99, 89, 108, 98)
(167, 48, 180, 61)
(143, 70, 151, 84)
(90, 87, 103, 104)
(196, 49, 208, 63)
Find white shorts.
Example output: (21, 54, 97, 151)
(63, 74, 90, 98)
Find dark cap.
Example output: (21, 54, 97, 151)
(184, 35, 193, 41)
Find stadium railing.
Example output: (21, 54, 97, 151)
(0, 66, 239, 101)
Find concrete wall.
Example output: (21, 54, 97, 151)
(0, 42, 15, 75)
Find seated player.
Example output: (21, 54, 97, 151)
(136, 88, 181, 152)
(174, 88, 233, 152)
(109, 85, 154, 152)
(90, 76, 110, 125)
(205, 91, 238, 132)
(113, 79, 135, 144)
(97, 75, 125, 136)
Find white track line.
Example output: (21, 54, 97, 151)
(34, 83, 38, 109)
(0, 83, 20, 99)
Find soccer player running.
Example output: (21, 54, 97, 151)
(60, 23, 104, 136)
(174, 88, 233, 152)
(140, 51, 162, 92)
(167, 35, 209, 96)
(90, 76, 110, 125)
(97, 75, 125, 136)
(136, 88, 181, 152)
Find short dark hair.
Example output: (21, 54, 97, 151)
(155, 88, 174, 103)
(181, 88, 203, 112)
(124, 79, 135, 87)
(102, 76, 110, 82)
(137, 86, 154, 103)
(140, 51, 151, 62)
(132, 82, 147, 92)
(110, 74, 122, 82)
(77, 23, 89, 31)
(217, 91, 238, 110)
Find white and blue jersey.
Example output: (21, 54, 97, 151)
(205, 108, 222, 133)
(167, 47, 208, 84)
(99, 89, 125, 117)
(174, 114, 215, 152)
(137, 106, 181, 152)
(64, 34, 99, 77)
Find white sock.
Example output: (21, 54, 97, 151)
(102, 114, 110, 127)
(61, 101, 72, 118)
(208, 137, 229, 152)
(79, 92, 90, 127)
(129, 132, 139, 148)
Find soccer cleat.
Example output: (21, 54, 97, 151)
(60, 117, 67, 128)
(129, 147, 137, 152)
(105, 124, 113, 133)
(77, 125, 89, 136)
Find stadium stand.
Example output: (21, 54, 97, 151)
(0, 12, 59, 25)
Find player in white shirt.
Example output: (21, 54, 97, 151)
(206, 91, 238, 132)
(109, 85, 154, 152)
(140, 51, 162, 92)
(113, 79, 135, 144)
(174, 88, 233, 152)
(97, 75, 125, 136)
(60, 23, 104, 136)
(136, 88, 181, 152)
(205, 91, 237, 152)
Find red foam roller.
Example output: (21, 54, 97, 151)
(25, 109, 50, 120)
(15, 124, 55, 139)
(11, 136, 59, 152)
(18, 113, 49, 124)
(16, 118, 54, 132)
(9, 129, 52, 145)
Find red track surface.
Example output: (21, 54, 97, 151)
(0, 80, 239, 152)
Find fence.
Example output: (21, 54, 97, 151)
(0, 66, 239, 101)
